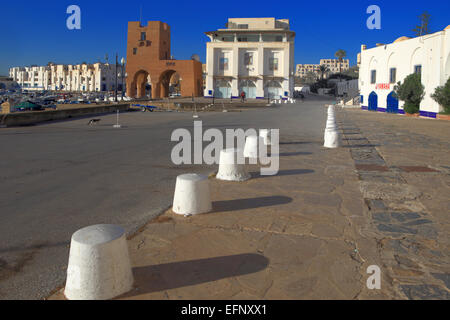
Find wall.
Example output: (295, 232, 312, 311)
(359, 26, 450, 117)
(0, 104, 131, 127)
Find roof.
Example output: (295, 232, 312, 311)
(393, 36, 411, 43)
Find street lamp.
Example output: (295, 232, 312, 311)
(120, 57, 126, 98)
(114, 54, 118, 102)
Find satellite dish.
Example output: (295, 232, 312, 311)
(191, 54, 200, 62)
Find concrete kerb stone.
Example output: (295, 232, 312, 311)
(173, 173, 212, 215)
(64, 224, 134, 300)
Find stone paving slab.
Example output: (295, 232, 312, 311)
(49, 107, 450, 300)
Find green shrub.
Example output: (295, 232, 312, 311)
(394, 73, 425, 114)
(403, 102, 420, 114)
(431, 77, 450, 114)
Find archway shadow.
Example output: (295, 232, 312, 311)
(250, 169, 314, 179)
(119, 253, 269, 297)
(212, 196, 292, 213)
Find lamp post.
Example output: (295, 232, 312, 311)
(114, 54, 118, 102)
(120, 57, 126, 98)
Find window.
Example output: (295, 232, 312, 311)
(389, 68, 396, 83)
(269, 58, 279, 71)
(133, 48, 137, 55)
(414, 65, 422, 76)
(219, 57, 229, 71)
(370, 70, 376, 84)
(140, 32, 146, 41)
(244, 52, 253, 66)
(237, 24, 248, 29)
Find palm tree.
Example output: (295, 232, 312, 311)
(318, 65, 329, 80)
(335, 49, 347, 81)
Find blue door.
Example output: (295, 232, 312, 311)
(386, 91, 398, 113)
(368, 91, 378, 111)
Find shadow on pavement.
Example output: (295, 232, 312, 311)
(212, 196, 292, 213)
(250, 169, 314, 178)
(276, 152, 312, 157)
(120, 253, 269, 297)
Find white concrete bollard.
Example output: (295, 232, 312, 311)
(324, 128, 341, 148)
(173, 173, 212, 215)
(328, 105, 335, 114)
(216, 149, 250, 182)
(243, 135, 264, 159)
(259, 129, 272, 146)
(64, 224, 134, 300)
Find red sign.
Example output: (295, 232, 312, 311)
(375, 83, 390, 90)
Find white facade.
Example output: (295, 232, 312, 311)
(296, 59, 350, 78)
(359, 25, 450, 117)
(9, 63, 126, 92)
(204, 18, 295, 99)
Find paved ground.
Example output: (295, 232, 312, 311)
(0, 94, 332, 299)
(48, 106, 450, 300)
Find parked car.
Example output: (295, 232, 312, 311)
(14, 101, 44, 112)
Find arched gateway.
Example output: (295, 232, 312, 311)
(126, 21, 203, 99)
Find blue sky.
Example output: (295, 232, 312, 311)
(1, 0, 449, 75)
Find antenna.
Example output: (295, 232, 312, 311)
(139, 6, 143, 25)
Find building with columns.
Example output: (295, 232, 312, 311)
(9, 63, 125, 92)
(204, 18, 295, 99)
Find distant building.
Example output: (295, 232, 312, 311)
(296, 58, 350, 79)
(295, 64, 320, 78)
(359, 25, 450, 117)
(319, 58, 350, 74)
(204, 17, 296, 99)
(9, 63, 125, 92)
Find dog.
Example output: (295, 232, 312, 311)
(87, 119, 101, 125)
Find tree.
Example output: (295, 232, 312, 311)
(304, 71, 317, 84)
(334, 49, 347, 81)
(318, 65, 329, 80)
(394, 73, 425, 114)
(342, 66, 359, 79)
(412, 11, 431, 36)
(431, 77, 450, 114)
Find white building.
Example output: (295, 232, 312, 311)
(295, 59, 349, 78)
(204, 18, 295, 100)
(359, 25, 450, 117)
(319, 58, 350, 74)
(9, 63, 126, 92)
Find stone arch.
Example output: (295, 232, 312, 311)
(265, 80, 282, 99)
(129, 70, 152, 98)
(158, 69, 178, 98)
(368, 91, 378, 111)
(239, 79, 257, 99)
(444, 52, 450, 82)
(410, 47, 423, 74)
(386, 91, 398, 113)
